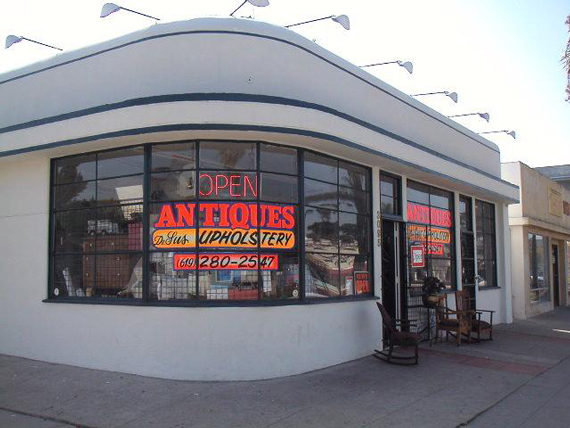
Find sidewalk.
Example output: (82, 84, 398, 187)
(1, 307, 569, 428)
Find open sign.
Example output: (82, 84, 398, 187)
(199, 173, 257, 199)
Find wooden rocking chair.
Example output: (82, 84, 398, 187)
(374, 302, 420, 365)
(435, 290, 473, 346)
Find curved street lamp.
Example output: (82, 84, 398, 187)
(100, 3, 160, 20)
(5, 35, 62, 51)
(479, 130, 516, 139)
(230, 0, 270, 17)
(411, 90, 458, 103)
(449, 112, 490, 122)
(285, 15, 350, 30)
(360, 60, 413, 74)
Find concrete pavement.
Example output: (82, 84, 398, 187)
(1, 307, 569, 428)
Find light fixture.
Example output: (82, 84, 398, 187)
(449, 112, 490, 122)
(230, 0, 270, 17)
(411, 90, 458, 103)
(5, 35, 62, 51)
(479, 130, 516, 139)
(360, 60, 413, 74)
(285, 15, 350, 30)
(100, 3, 160, 21)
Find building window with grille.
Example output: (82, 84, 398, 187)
(49, 141, 373, 304)
(460, 196, 475, 307)
(528, 233, 550, 304)
(379, 172, 401, 217)
(406, 181, 455, 291)
(475, 200, 497, 289)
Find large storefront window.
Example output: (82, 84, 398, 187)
(567, 241, 570, 303)
(528, 233, 550, 304)
(460, 196, 475, 308)
(475, 200, 497, 288)
(304, 152, 372, 298)
(406, 181, 455, 290)
(49, 141, 372, 304)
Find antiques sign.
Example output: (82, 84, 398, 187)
(152, 173, 297, 271)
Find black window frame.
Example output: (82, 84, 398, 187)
(405, 180, 457, 290)
(475, 199, 498, 289)
(47, 140, 375, 307)
(379, 171, 402, 220)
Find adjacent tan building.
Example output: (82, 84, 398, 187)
(502, 162, 570, 319)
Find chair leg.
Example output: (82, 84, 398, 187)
(456, 329, 461, 346)
(414, 344, 419, 365)
(388, 344, 393, 363)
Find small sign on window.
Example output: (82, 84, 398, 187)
(411, 245, 425, 268)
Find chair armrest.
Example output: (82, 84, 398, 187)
(475, 309, 495, 313)
(393, 319, 417, 327)
(445, 309, 474, 315)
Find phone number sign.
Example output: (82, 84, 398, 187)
(173, 253, 278, 270)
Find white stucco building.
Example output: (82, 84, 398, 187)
(0, 18, 518, 380)
(502, 162, 570, 319)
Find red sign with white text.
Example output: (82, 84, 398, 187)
(152, 202, 296, 250)
(407, 202, 452, 228)
(411, 245, 425, 267)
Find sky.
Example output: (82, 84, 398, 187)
(1, 0, 568, 168)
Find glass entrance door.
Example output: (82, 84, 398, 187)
(382, 220, 402, 320)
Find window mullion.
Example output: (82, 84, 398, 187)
(142, 145, 151, 302)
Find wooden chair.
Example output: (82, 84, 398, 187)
(435, 290, 473, 346)
(374, 302, 420, 365)
(455, 288, 495, 341)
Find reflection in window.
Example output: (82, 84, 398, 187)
(305, 253, 340, 298)
(305, 179, 338, 210)
(339, 187, 369, 214)
(406, 181, 455, 290)
(54, 181, 96, 210)
(150, 252, 196, 300)
(260, 144, 297, 175)
(475, 200, 496, 288)
(56, 154, 96, 184)
(151, 142, 195, 172)
(150, 171, 196, 201)
(98, 175, 144, 205)
(304, 152, 337, 183)
(200, 141, 256, 170)
(340, 255, 369, 295)
(261, 254, 299, 300)
(339, 162, 367, 190)
(261, 173, 298, 203)
(199, 270, 259, 300)
(305, 208, 338, 253)
(50, 143, 372, 303)
(528, 233, 549, 304)
(98, 147, 145, 179)
(54, 209, 98, 254)
(380, 173, 401, 216)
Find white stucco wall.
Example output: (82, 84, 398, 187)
(0, 18, 518, 380)
(0, 152, 381, 381)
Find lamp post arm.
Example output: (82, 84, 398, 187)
(411, 91, 444, 97)
(230, 0, 248, 16)
(449, 113, 475, 118)
(21, 37, 62, 51)
(285, 15, 334, 28)
(120, 6, 160, 20)
(360, 61, 398, 68)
